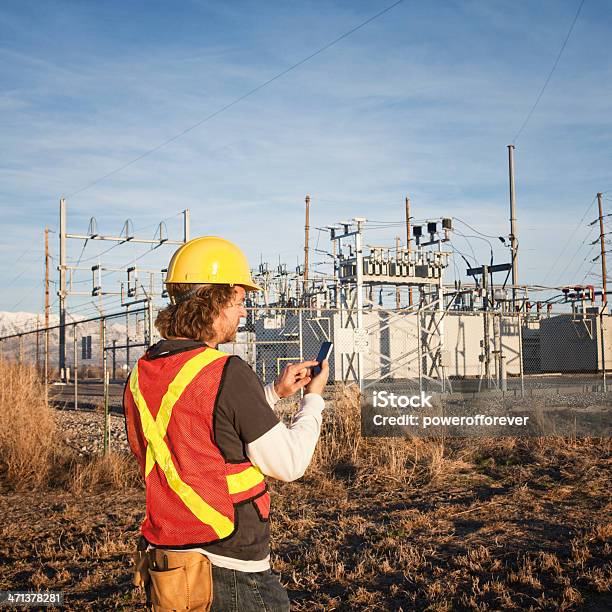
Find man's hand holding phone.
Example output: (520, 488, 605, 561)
(305, 357, 329, 396)
(274, 361, 317, 399)
(273, 342, 332, 398)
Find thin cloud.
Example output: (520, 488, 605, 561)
(0, 1, 610, 310)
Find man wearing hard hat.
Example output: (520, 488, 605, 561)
(124, 237, 328, 611)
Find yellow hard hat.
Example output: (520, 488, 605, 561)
(165, 236, 262, 292)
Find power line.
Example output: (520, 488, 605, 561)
(581, 261, 597, 284)
(453, 217, 502, 240)
(7, 269, 28, 286)
(448, 239, 477, 266)
(512, 0, 585, 143)
(8, 294, 29, 311)
(2, 248, 47, 291)
(555, 224, 598, 282)
(66, 242, 167, 286)
(365, 225, 404, 232)
(570, 242, 598, 280)
(447, 240, 479, 287)
(73, 241, 124, 264)
(65, 297, 127, 319)
(450, 234, 478, 266)
(366, 219, 405, 225)
(67, 0, 405, 199)
(453, 229, 496, 258)
(74, 239, 89, 267)
(445, 242, 461, 284)
(5, 246, 43, 267)
(543, 194, 597, 283)
(101, 244, 166, 280)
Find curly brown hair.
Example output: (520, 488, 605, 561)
(155, 283, 236, 343)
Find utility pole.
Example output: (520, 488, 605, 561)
(112, 339, 117, 380)
(36, 314, 40, 373)
(96, 299, 105, 376)
(405, 196, 413, 306)
(304, 195, 310, 287)
(508, 145, 519, 309)
(395, 236, 401, 309)
(183, 209, 190, 243)
(44, 227, 50, 385)
(355, 218, 366, 391)
(482, 264, 491, 388)
(330, 231, 338, 307)
(59, 198, 67, 379)
(45, 227, 50, 329)
(126, 307, 130, 377)
(45, 227, 49, 380)
(597, 192, 607, 306)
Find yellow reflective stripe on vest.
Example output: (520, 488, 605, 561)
(144, 348, 227, 476)
(129, 349, 234, 539)
(226, 465, 265, 495)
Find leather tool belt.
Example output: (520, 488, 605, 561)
(133, 538, 213, 611)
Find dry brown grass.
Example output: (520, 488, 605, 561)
(0, 363, 610, 610)
(0, 360, 59, 488)
(0, 360, 140, 494)
(312, 385, 478, 487)
(68, 451, 142, 494)
(272, 386, 612, 610)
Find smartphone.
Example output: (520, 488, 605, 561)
(312, 341, 333, 376)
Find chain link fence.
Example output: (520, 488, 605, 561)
(1, 304, 610, 440)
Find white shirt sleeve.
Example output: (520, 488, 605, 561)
(263, 382, 280, 408)
(246, 393, 325, 482)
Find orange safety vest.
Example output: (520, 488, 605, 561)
(123, 345, 270, 547)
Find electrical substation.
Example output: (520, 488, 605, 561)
(2, 167, 612, 440)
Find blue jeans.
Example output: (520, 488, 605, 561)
(210, 566, 290, 612)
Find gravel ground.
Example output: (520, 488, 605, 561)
(54, 408, 130, 456)
(51, 393, 302, 458)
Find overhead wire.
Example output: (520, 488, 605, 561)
(453, 229, 496, 258)
(446, 242, 460, 285)
(450, 233, 478, 266)
(6, 246, 41, 267)
(74, 238, 89, 267)
(4, 248, 46, 289)
(71, 241, 124, 264)
(555, 223, 598, 282)
(578, 228, 607, 286)
(8, 294, 30, 311)
(65, 297, 127, 319)
(99, 242, 173, 283)
(447, 240, 480, 288)
(453, 217, 502, 240)
(66, 0, 405, 199)
(543, 194, 597, 283)
(512, 0, 585, 143)
(447, 239, 477, 266)
(581, 261, 597, 284)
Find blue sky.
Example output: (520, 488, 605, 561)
(1, 0, 611, 315)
